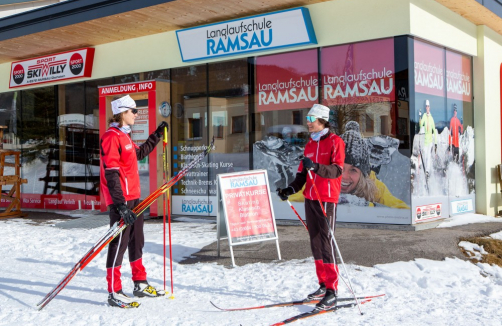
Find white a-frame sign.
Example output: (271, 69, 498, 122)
(217, 169, 281, 267)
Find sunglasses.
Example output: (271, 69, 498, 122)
(119, 106, 138, 114)
(306, 116, 317, 123)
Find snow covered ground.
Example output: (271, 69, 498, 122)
(1, 215, 502, 326)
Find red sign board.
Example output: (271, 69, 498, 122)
(322, 38, 395, 106)
(98, 81, 157, 96)
(218, 170, 277, 244)
(415, 203, 442, 222)
(9, 48, 95, 88)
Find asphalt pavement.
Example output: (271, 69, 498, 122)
(14, 210, 502, 268)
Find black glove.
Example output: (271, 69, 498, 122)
(302, 157, 315, 170)
(116, 203, 137, 226)
(276, 187, 294, 201)
(155, 121, 169, 138)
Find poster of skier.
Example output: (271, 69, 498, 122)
(411, 40, 475, 222)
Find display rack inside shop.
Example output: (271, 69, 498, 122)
(0, 126, 27, 218)
(39, 126, 100, 195)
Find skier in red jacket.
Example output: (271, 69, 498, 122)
(277, 104, 345, 311)
(449, 104, 463, 162)
(100, 94, 168, 308)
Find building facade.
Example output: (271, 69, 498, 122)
(0, 0, 501, 224)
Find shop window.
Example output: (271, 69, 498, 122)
(114, 73, 139, 84)
(142, 69, 170, 81)
(19, 86, 57, 208)
(253, 49, 316, 189)
(0, 91, 21, 211)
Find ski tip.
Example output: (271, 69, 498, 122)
(210, 301, 224, 311)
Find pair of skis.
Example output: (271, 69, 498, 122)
(211, 293, 384, 325)
(37, 138, 215, 311)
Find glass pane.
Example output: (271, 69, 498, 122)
(114, 73, 139, 84)
(142, 69, 170, 81)
(253, 49, 317, 192)
(20, 86, 56, 209)
(411, 39, 447, 221)
(85, 78, 113, 209)
(445, 50, 474, 213)
(209, 58, 250, 176)
(56, 83, 86, 210)
(170, 65, 211, 216)
(0, 91, 21, 210)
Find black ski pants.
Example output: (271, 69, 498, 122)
(106, 199, 144, 268)
(305, 198, 338, 265)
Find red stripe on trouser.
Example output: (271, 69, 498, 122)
(323, 263, 339, 291)
(314, 259, 326, 285)
(106, 266, 122, 293)
(130, 258, 147, 282)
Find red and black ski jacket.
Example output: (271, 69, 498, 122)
(289, 131, 345, 203)
(100, 127, 160, 207)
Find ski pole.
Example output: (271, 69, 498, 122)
(306, 169, 363, 315)
(162, 127, 167, 293)
(286, 199, 308, 230)
(165, 126, 175, 299)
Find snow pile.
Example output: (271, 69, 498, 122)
(437, 213, 502, 228)
(458, 241, 488, 261)
(0, 218, 501, 325)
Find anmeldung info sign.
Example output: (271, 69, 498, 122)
(176, 7, 316, 62)
(217, 170, 281, 267)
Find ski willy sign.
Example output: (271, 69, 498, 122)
(10, 48, 94, 88)
(176, 7, 316, 62)
(217, 170, 281, 267)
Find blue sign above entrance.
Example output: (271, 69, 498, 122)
(176, 7, 317, 62)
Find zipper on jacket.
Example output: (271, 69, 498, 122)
(125, 135, 134, 196)
(309, 141, 320, 200)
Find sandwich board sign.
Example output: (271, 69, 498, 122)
(216, 169, 281, 267)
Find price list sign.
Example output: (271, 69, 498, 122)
(217, 170, 281, 266)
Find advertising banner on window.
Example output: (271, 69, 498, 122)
(411, 40, 475, 222)
(255, 49, 318, 112)
(321, 38, 395, 106)
(414, 40, 445, 97)
(446, 51, 472, 102)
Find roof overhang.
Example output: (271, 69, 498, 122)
(0, 0, 332, 64)
(0, 0, 500, 65)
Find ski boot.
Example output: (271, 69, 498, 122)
(133, 281, 166, 298)
(314, 289, 337, 311)
(306, 283, 326, 300)
(108, 289, 140, 308)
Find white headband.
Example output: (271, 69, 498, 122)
(111, 95, 136, 115)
